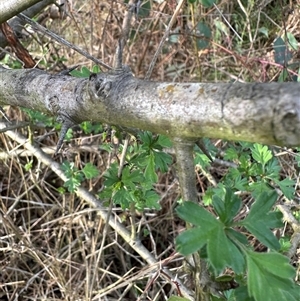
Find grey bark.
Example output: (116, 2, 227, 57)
(0, 0, 54, 48)
(0, 0, 46, 24)
(0, 66, 300, 147)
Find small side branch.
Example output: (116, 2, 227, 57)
(173, 138, 198, 202)
(145, 0, 186, 79)
(18, 13, 111, 70)
(277, 204, 300, 259)
(114, 0, 139, 68)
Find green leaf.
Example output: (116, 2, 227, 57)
(258, 27, 269, 38)
(273, 178, 295, 200)
(64, 128, 73, 141)
(200, 0, 215, 8)
(70, 66, 91, 78)
(92, 65, 101, 73)
(261, 211, 284, 229)
(61, 161, 77, 177)
(176, 202, 245, 274)
(80, 121, 103, 134)
(279, 237, 292, 253)
(144, 153, 158, 183)
(212, 188, 242, 225)
(245, 212, 282, 247)
(64, 176, 81, 192)
(24, 160, 33, 171)
(226, 228, 249, 246)
(286, 32, 298, 51)
(176, 201, 217, 227)
(57, 187, 66, 194)
(241, 191, 282, 250)
(176, 227, 208, 255)
(249, 181, 272, 198)
(278, 69, 289, 82)
(121, 166, 144, 189)
(233, 285, 255, 301)
(196, 22, 211, 49)
(157, 135, 172, 148)
(207, 225, 245, 274)
(273, 36, 292, 66)
(22, 108, 55, 127)
(139, 131, 153, 147)
(224, 146, 239, 160)
(251, 143, 272, 166)
(154, 150, 172, 172)
(203, 187, 214, 205)
(82, 163, 99, 179)
(246, 251, 298, 301)
(103, 163, 120, 187)
(265, 158, 281, 178)
(194, 151, 211, 169)
(138, 131, 172, 172)
(113, 188, 131, 209)
(138, 0, 151, 17)
(144, 190, 160, 210)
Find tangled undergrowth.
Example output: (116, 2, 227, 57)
(0, 0, 300, 300)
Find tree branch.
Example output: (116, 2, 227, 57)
(0, 0, 54, 48)
(1, 66, 300, 147)
(0, 0, 48, 24)
(173, 138, 198, 202)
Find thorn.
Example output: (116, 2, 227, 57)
(58, 65, 79, 76)
(55, 117, 73, 155)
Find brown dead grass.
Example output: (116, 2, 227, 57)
(0, 0, 299, 300)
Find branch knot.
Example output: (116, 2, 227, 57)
(89, 66, 135, 99)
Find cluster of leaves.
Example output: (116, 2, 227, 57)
(176, 142, 299, 301)
(202, 142, 295, 204)
(176, 191, 299, 301)
(61, 161, 99, 193)
(273, 35, 300, 82)
(60, 126, 173, 211)
(99, 131, 172, 211)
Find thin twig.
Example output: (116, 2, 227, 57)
(145, 0, 186, 79)
(18, 13, 112, 70)
(277, 204, 300, 259)
(114, 0, 139, 68)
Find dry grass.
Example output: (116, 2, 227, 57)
(1, 0, 300, 300)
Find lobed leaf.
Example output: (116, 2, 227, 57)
(82, 162, 99, 179)
(246, 251, 298, 301)
(241, 191, 282, 250)
(212, 188, 242, 225)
